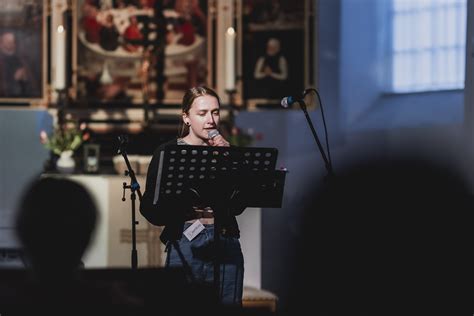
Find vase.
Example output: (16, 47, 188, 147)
(56, 150, 75, 174)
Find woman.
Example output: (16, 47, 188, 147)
(140, 86, 245, 305)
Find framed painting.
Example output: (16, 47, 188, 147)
(73, 0, 209, 107)
(0, 0, 48, 106)
(241, 0, 315, 110)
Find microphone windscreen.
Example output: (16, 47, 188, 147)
(208, 129, 220, 139)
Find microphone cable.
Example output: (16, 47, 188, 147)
(304, 88, 333, 172)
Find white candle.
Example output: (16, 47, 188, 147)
(55, 25, 66, 90)
(225, 27, 236, 91)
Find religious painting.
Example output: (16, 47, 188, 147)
(74, 0, 209, 107)
(241, 0, 315, 110)
(0, 0, 47, 106)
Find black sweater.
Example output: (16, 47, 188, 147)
(140, 138, 246, 243)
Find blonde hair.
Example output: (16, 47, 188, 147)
(179, 86, 221, 137)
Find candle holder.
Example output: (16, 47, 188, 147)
(225, 88, 237, 108)
(55, 88, 70, 126)
(56, 88, 69, 106)
(225, 88, 238, 126)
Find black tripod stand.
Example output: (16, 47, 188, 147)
(117, 135, 142, 270)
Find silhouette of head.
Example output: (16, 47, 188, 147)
(288, 156, 474, 314)
(16, 177, 98, 279)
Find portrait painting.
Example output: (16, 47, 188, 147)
(0, 0, 46, 105)
(242, 0, 312, 110)
(75, 0, 209, 107)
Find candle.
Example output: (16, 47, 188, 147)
(55, 25, 66, 90)
(225, 27, 236, 91)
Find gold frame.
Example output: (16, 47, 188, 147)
(239, 0, 317, 110)
(0, 0, 49, 106)
(71, 0, 211, 107)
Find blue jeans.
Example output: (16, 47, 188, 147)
(165, 223, 244, 305)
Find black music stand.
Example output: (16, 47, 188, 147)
(153, 144, 286, 302)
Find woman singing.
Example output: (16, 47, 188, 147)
(140, 86, 245, 305)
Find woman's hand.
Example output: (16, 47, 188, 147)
(209, 134, 230, 147)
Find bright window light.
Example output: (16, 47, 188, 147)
(391, 0, 466, 92)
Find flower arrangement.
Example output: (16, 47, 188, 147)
(40, 122, 90, 155)
(228, 127, 263, 147)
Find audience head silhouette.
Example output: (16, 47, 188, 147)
(16, 177, 97, 279)
(287, 155, 474, 315)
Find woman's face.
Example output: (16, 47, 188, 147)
(183, 95, 220, 140)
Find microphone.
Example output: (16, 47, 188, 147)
(118, 134, 129, 145)
(281, 95, 302, 108)
(281, 89, 315, 108)
(117, 134, 129, 154)
(208, 129, 220, 139)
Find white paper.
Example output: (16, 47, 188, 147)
(183, 220, 205, 241)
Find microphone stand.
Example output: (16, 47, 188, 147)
(296, 98, 334, 178)
(117, 135, 143, 270)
